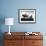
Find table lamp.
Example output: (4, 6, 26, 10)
(5, 18, 14, 35)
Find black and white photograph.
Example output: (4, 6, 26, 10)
(18, 9, 36, 24)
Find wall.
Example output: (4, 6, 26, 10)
(0, 0, 46, 32)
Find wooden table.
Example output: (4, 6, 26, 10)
(4, 32, 43, 46)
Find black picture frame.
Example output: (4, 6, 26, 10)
(18, 9, 36, 24)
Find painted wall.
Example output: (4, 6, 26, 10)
(0, 0, 46, 32)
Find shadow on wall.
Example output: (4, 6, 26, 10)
(0, 33, 4, 46)
(0, 16, 5, 46)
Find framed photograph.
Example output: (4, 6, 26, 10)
(18, 9, 36, 24)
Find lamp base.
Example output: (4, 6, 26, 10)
(8, 32, 11, 35)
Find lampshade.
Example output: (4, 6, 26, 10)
(5, 18, 14, 25)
